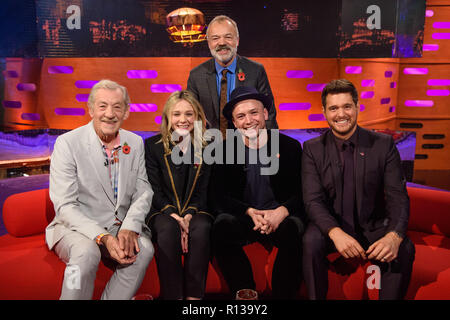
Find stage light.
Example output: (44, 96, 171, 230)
(166, 7, 206, 46)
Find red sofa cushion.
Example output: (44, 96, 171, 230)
(2, 189, 55, 237)
(0, 232, 161, 300)
(405, 231, 450, 300)
(0, 233, 63, 299)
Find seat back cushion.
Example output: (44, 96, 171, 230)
(407, 187, 450, 237)
(2, 188, 55, 237)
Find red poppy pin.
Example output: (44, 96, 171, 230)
(122, 142, 131, 154)
(237, 69, 245, 81)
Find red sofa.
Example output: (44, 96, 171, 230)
(0, 186, 449, 300)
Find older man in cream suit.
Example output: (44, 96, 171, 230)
(46, 79, 154, 300)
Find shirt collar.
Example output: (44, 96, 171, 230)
(99, 132, 121, 151)
(215, 57, 237, 75)
(333, 126, 359, 151)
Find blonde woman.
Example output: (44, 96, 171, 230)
(144, 90, 213, 300)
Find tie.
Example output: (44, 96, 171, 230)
(219, 69, 229, 139)
(342, 141, 355, 235)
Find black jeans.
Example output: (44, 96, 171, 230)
(212, 213, 304, 299)
(150, 213, 213, 299)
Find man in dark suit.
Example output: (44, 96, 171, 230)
(210, 86, 304, 299)
(187, 15, 278, 135)
(302, 79, 415, 300)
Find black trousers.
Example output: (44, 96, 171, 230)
(302, 223, 415, 300)
(150, 213, 212, 300)
(212, 213, 304, 299)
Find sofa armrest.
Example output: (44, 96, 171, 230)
(2, 188, 55, 237)
(407, 186, 450, 237)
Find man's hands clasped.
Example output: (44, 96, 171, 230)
(328, 227, 403, 263)
(246, 206, 289, 235)
(101, 229, 140, 265)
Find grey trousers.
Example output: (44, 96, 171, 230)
(54, 225, 154, 300)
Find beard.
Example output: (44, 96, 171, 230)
(328, 118, 357, 138)
(210, 44, 237, 66)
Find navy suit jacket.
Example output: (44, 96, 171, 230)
(187, 55, 278, 129)
(302, 126, 410, 242)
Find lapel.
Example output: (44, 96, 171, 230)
(206, 59, 219, 122)
(324, 130, 343, 215)
(163, 149, 182, 213)
(234, 55, 246, 89)
(116, 129, 131, 210)
(86, 121, 115, 207)
(162, 146, 203, 214)
(355, 126, 367, 218)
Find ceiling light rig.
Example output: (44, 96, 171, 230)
(166, 7, 207, 47)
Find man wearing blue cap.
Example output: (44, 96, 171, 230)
(210, 86, 304, 299)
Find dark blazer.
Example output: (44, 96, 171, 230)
(144, 134, 212, 222)
(210, 131, 304, 219)
(187, 55, 278, 129)
(302, 126, 409, 241)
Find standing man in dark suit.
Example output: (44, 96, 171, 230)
(210, 86, 304, 299)
(302, 79, 415, 300)
(187, 15, 278, 136)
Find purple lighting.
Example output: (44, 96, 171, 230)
(127, 70, 158, 79)
(403, 68, 428, 75)
(390, 82, 397, 88)
(286, 70, 313, 78)
(432, 33, 450, 40)
(75, 80, 98, 88)
(381, 98, 391, 104)
(2, 101, 21, 108)
(151, 84, 182, 93)
(404, 100, 434, 107)
(306, 84, 326, 92)
(21, 113, 40, 121)
(279, 103, 311, 111)
(4, 70, 19, 78)
(426, 89, 449, 96)
(76, 94, 89, 102)
(427, 79, 450, 86)
(433, 22, 450, 28)
(426, 10, 434, 17)
(423, 44, 439, 51)
(17, 83, 37, 91)
(48, 66, 74, 74)
(154, 116, 162, 124)
(360, 104, 365, 112)
(385, 71, 393, 78)
(361, 79, 375, 87)
(389, 106, 396, 113)
(345, 66, 362, 74)
(129, 104, 158, 112)
(360, 91, 374, 99)
(308, 114, 325, 121)
(54, 108, 86, 116)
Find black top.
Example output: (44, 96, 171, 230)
(144, 134, 212, 221)
(243, 145, 279, 210)
(209, 131, 304, 220)
(333, 127, 359, 166)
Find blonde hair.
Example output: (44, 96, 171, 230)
(87, 79, 130, 111)
(159, 90, 208, 154)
